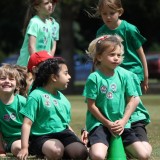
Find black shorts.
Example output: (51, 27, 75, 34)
(121, 120, 148, 147)
(87, 125, 111, 147)
(29, 128, 84, 157)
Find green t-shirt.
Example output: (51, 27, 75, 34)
(50, 17, 59, 41)
(0, 94, 26, 144)
(17, 15, 53, 66)
(83, 66, 137, 132)
(128, 72, 150, 124)
(20, 88, 71, 135)
(96, 20, 147, 81)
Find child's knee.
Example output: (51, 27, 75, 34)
(89, 150, 106, 160)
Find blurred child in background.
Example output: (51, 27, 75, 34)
(13, 65, 33, 97)
(17, 0, 59, 66)
(0, 64, 26, 157)
(93, 0, 148, 93)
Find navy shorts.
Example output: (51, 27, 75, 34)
(87, 125, 112, 147)
(121, 120, 148, 146)
(29, 128, 84, 157)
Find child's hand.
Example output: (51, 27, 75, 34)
(81, 130, 88, 145)
(141, 78, 149, 93)
(17, 148, 28, 160)
(0, 152, 6, 157)
(106, 121, 117, 137)
(111, 120, 125, 135)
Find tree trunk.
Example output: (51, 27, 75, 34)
(60, 3, 75, 94)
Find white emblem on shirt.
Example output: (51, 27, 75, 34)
(10, 113, 16, 120)
(110, 83, 117, 92)
(106, 92, 113, 99)
(53, 99, 58, 106)
(100, 85, 107, 93)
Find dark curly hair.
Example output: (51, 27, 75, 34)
(30, 57, 65, 93)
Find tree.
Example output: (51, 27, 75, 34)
(58, 0, 93, 94)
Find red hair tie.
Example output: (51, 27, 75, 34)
(99, 35, 108, 41)
(97, 35, 108, 43)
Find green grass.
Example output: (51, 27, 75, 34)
(2, 95, 160, 159)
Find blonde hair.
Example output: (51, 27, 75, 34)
(86, 34, 124, 68)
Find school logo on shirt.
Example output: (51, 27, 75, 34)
(10, 113, 16, 120)
(43, 94, 51, 107)
(52, 26, 57, 37)
(100, 85, 107, 93)
(45, 100, 51, 107)
(110, 83, 117, 92)
(53, 99, 58, 107)
(106, 92, 113, 99)
(43, 94, 50, 99)
(3, 113, 16, 121)
(4, 114, 10, 121)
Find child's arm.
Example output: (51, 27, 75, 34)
(112, 96, 140, 135)
(87, 98, 115, 135)
(0, 133, 6, 157)
(50, 41, 57, 56)
(17, 117, 32, 160)
(28, 35, 37, 55)
(137, 47, 149, 93)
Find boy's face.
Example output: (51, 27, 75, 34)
(0, 74, 16, 94)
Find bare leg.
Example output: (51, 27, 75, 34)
(42, 139, 64, 160)
(89, 143, 108, 160)
(125, 141, 152, 160)
(63, 142, 88, 160)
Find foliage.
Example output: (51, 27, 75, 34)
(0, 0, 160, 55)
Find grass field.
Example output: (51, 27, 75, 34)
(2, 94, 160, 159)
(68, 94, 160, 160)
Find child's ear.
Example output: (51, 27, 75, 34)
(51, 74, 57, 82)
(97, 55, 102, 62)
(119, 8, 124, 16)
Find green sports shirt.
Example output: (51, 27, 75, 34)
(97, 20, 147, 81)
(17, 15, 53, 66)
(0, 94, 26, 144)
(20, 88, 71, 135)
(83, 66, 137, 132)
(128, 72, 150, 124)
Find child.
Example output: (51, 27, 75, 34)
(94, 0, 148, 93)
(121, 71, 152, 159)
(13, 65, 33, 97)
(17, 58, 88, 160)
(0, 64, 26, 157)
(17, 0, 59, 66)
(82, 34, 152, 160)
